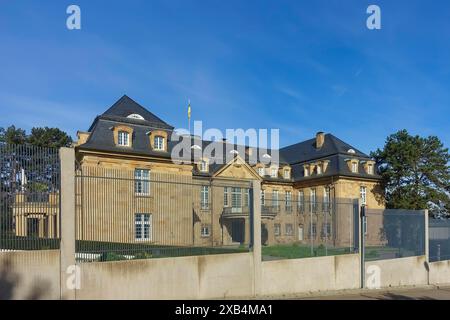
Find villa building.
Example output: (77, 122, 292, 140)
(70, 95, 385, 248)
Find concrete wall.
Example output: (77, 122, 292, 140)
(429, 260, 450, 285)
(365, 256, 428, 288)
(0, 250, 60, 300)
(260, 254, 360, 296)
(76, 252, 254, 300)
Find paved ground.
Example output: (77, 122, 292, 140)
(295, 285, 450, 300)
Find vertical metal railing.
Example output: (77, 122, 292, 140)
(0, 143, 61, 251)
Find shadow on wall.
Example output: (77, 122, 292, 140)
(0, 257, 50, 300)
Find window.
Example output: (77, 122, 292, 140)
(271, 167, 278, 178)
(351, 162, 358, 173)
(360, 186, 367, 206)
(285, 224, 293, 236)
(135, 169, 150, 195)
(200, 160, 208, 172)
(304, 167, 309, 177)
(224, 187, 230, 207)
(323, 187, 330, 211)
(118, 131, 129, 146)
(285, 191, 292, 212)
(243, 188, 250, 207)
(310, 188, 317, 212)
(322, 223, 331, 237)
(201, 224, 211, 237)
(298, 190, 304, 213)
(367, 164, 374, 175)
(284, 169, 290, 179)
(201, 186, 209, 209)
(272, 190, 279, 210)
(274, 223, 281, 236)
(231, 187, 242, 208)
(154, 136, 165, 151)
(310, 222, 317, 238)
(258, 167, 265, 177)
(261, 190, 265, 206)
(135, 214, 152, 241)
(317, 165, 322, 175)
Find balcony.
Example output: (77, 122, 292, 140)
(261, 205, 279, 219)
(222, 206, 250, 218)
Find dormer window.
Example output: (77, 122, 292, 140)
(200, 160, 209, 172)
(270, 167, 278, 178)
(118, 131, 130, 146)
(351, 162, 358, 173)
(284, 169, 290, 179)
(367, 164, 374, 175)
(304, 167, 309, 177)
(317, 165, 322, 175)
(127, 113, 145, 120)
(348, 149, 356, 154)
(258, 167, 265, 177)
(154, 136, 165, 151)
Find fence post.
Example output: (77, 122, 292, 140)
(251, 180, 262, 297)
(358, 200, 365, 289)
(424, 209, 429, 263)
(59, 147, 76, 300)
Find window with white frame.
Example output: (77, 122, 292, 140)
(304, 167, 309, 177)
(154, 135, 165, 151)
(135, 169, 150, 195)
(322, 222, 331, 238)
(284, 169, 290, 179)
(367, 164, 374, 175)
(261, 190, 265, 206)
(310, 222, 317, 238)
(201, 186, 209, 209)
(200, 160, 208, 172)
(224, 187, 231, 207)
(323, 187, 330, 211)
(243, 188, 250, 207)
(298, 190, 304, 212)
(258, 167, 265, 176)
(360, 186, 367, 206)
(285, 223, 293, 236)
(271, 167, 278, 178)
(118, 131, 130, 146)
(285, 191, 292, 212)
(351, 162, 358, 173)
(317, 164, 322, 175)
(201, 224, 211, 237)
(310, 188, 317, 212)
(231, 187, 242, 208)
(274, 223, 281, 236)
(272, 190, 279, 209)
(135, 213, 152, 241)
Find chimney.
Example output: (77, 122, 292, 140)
(316, 132, 325, 149)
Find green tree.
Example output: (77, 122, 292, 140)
(27, 127, 73, 148)
(371, 130, 450, 215)
(0, 126, 27, 144)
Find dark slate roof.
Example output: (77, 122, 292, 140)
(88, 95, 174, 131)
(279, 134, 369, 164)
(78, 96, 380, 182)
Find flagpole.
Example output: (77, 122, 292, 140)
(188, 99, 191, 134)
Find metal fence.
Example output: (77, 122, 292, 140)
(0, 143, 61, 251)
(429, 218, 450, 262)
(260, 196, 359, 261)
(75, 165, 253, 262)
(364, 209, 426, 261)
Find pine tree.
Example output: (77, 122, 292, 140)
(371, 130, 450, 217)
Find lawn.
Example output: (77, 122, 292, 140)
(262, 244, 354, 260)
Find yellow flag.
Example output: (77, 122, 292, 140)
(187, 101, 191, 119)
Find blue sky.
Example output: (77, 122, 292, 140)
(1, 0, 449, 154)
